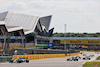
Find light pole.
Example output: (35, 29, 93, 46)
(70, 33, 71, 49)
(64, 24, 66, 50)
(69, 33, 71, 56)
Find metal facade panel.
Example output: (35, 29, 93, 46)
(0, 11, 8, 21)
(40, 15, 52, 30)
(0, 11, 39, 35)
(7, 26, 23, 32)
(5, 12, 39, 30)
(0, 11, 52, 35)
(37, 22, 42, 32)
(0, 21, 5, 25)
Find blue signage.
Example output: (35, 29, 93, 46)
(47, 43, 53, 47)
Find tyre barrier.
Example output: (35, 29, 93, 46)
(13, 52, 80, 60)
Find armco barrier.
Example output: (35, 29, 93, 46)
(0, 56, 12, 61)
(13, 52, 80, 60)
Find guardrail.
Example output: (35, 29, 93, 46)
(0, 56, 12, 61)
(11, 48, 80, 55)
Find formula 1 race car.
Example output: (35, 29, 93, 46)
(97, 52, 100, 54)
(88, 54, 94, 57)
(83, 57, 90, 60)
(67, 57, 78, 61)
(76, 56, 81, 59)
(9, 57, 29, 63)
(83, 54, 87, 56)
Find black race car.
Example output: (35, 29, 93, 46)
(76, 56, 81, 59)
(83, 54, 87, 56)
(88, 55, 94, 57)
(97, 53, 100, 54)
(83, 57, 90, 60)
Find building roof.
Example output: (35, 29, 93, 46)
(0, 11, 39, 35)
(0, 21, 5, 25)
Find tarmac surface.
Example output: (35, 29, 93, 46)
(0, 51, 100, 67)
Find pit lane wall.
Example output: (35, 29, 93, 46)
(13, 52, 80, 60)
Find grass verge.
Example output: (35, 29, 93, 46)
(98, 63, 100, 67)
(97, 56, 100, 60)
(83, 62, 99, 67)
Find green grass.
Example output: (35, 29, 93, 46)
(98, 63, 100, 67)
(97, 56, 100, 60)
(83, 62, 99, 67)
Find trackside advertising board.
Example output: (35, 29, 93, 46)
(60, 40, 100, 45)
(82, 46, 88, 48)
(36, 43, 53, 47)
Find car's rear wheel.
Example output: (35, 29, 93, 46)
(9, 59, 13, 63)
(67, 59, 69, 61)
(26, 60, 29, 63)
(88, 58, 90, 60)
(76, 59, 78, 61)
(83, 58, 85, 60)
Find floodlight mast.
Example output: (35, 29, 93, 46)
(64, 24, 66, 50)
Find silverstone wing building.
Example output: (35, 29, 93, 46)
(0, 11, 54, 51)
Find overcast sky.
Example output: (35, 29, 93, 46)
(0, 0, 100, 33)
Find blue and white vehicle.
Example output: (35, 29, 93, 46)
(67, 57, 78, 61)
(9, 57, 29, 63)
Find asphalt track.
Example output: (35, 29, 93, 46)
(0, 51, 100, 67)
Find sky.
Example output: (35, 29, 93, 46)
(0, 0, 100, 33)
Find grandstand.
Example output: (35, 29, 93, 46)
(0, 11, 54, 52)
(53, 37, 100, 50)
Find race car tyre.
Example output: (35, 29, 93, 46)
(67, 59, 69, 61)
(76, 59, 78, 61)
(26, 60, 29, 63)
(83, 58, 85, 60)
(9, 59, 13, 63)
(88, 58, 90, 60)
